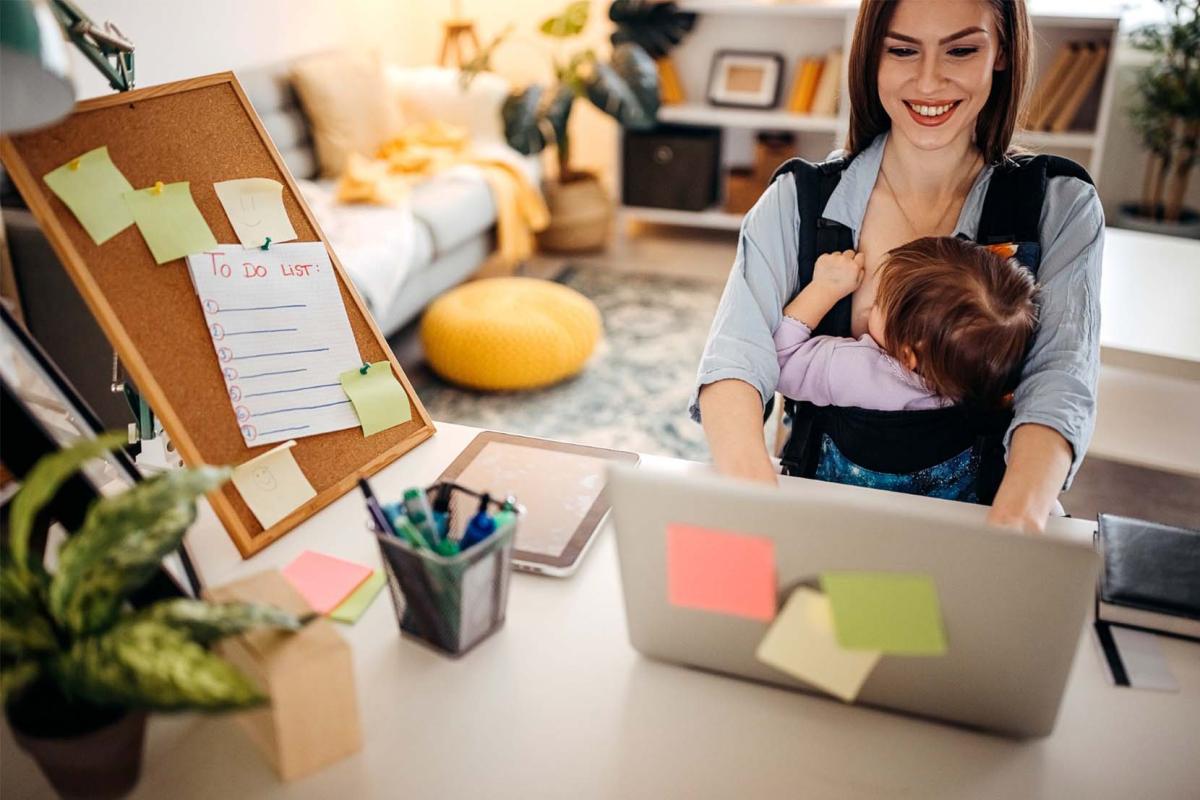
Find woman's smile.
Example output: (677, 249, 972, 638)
(903, 99, 964, 126)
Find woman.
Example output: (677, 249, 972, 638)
(690, 0, 1103, 532)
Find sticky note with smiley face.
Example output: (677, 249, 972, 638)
(231, 439, 316, 529)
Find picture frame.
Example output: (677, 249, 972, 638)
(707, 50, 785, 109)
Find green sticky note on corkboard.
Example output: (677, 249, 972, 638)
(42, 146, 134, 244)
(339, 361, 412, 437)
(821, 572, 947, 656)
(123, 181, 217, 264)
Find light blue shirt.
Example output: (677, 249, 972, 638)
(689, 132, 1105, 489)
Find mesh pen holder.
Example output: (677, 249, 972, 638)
(374, 482, 517, 657)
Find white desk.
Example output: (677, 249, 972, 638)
(3, 422, 1198, 799)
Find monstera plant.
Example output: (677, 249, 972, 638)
(464, 1, 661, 251)
(1, 433, 309, 798)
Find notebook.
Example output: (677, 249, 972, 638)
(1096, 514, 1200, 640)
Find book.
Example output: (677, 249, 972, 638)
(1096, 513, 1200, 640)
(657, 56, 686, 105)
(1050, 43, 1107, 133)
(1034, 43, 1091, 130)
(787, 58, 823, 113)
(809, 49, 841, 117)
(1025, 41, 1076, 130)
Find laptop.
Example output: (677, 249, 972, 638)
(608, 464, 1099, 738)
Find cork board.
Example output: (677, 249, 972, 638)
(0, 73, 436, 558)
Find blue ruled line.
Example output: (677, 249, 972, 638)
(256, 425, 311, 436)
(239, 368, 307, 380)
(244, 383, 341, 399)
(231, 347, 329, 361)
(216, 304, 307, 313)
(224, 328, 298, 336)
(253, 399, 351, 417)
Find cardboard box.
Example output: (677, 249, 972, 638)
(206, 570, 362, 781)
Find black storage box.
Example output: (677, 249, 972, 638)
(622, 125, 721, 211)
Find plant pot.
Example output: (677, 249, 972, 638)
(537, 172, 613, 253)
(10, 709, 148, 799)
(1115, 202, 1200, 239)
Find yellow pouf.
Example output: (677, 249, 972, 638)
(420, 277, 602, 391)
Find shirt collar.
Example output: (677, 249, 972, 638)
(821, 130, 997, 244)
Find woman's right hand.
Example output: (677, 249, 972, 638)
(698, 379, 780, 487)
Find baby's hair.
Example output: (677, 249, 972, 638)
(874, 237, 1038, 407)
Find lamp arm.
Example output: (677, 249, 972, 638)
(48, 0, 135, 92)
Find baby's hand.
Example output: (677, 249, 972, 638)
(812, 250, 866, 300)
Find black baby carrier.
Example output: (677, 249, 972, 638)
(769, 152, 1092, 504)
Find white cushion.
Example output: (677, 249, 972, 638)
(384, 66, 510, 144)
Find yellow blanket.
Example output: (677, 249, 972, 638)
(337, 121, 549, 267)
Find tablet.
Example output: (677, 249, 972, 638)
(436, 431, 639, 576)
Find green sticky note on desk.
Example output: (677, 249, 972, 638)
(330, 570, 386, 624)
(123, 181, 218, 264)
(821, 572, 947, 656)
(43, 146, 134, 244)
(339, 361, 412, 436)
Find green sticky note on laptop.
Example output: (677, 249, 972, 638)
(43, 146, 134, 245)
(821, 572, 947, 656)
(330, 570, 386, 624)
(339, 361, 412, 437)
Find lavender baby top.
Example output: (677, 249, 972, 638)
(773, 316, 951, 411)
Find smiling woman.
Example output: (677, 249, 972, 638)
(693, 0, 1105, 533)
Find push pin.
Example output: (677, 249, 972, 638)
(151, 181, 164, 196)
(262, 237, 272, 250)
(69, 158, 81, 171)
(359, 362, 370, 375)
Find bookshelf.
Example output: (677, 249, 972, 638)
(618, 0, 1123, 233)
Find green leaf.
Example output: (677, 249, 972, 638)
(53, 620, 265, 712)
(540, 0, 589, 38)
(503, 86, 548, 155)
(134, 599, 310, 645)
(0, 567, 57, 660)
(49, 466, 231, 636)
(7, 432, 128, 579)
(1, 661, 41, 705)
(583, 43, 660, 129)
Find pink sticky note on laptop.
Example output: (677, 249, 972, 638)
(666, 524, 777, 621)
(281, 551, 373, 614)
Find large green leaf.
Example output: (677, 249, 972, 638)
(0, 567, 57, 660)
(503, 86, 548, 156)
(1, 661, 41, 705)
(49, 466, 231, 636)
(135, 599, 311, 645)
(53, 620, 265, 711)
(540, 0, 589, 38)
(6, 432, 127, 579)
(583, 43, 659, 129)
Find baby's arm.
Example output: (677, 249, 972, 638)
(782, 249, 865, 328)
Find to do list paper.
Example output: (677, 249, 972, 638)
(186, 242, 363, 447)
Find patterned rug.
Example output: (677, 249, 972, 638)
(404, 265, 725, 460)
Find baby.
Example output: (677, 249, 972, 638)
(775, 237, 1038, 412)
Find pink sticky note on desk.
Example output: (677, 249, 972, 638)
(281, 551, 373, 614)
(666, 524, 776, 621)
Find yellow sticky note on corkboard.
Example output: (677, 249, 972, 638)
(213, 177, 298, 248)
(755, 587, 881, 702)
(42, 146, 134, 244)
(231, 440, 316, 529)
(123, 181, 218, 264)
(339, 361, 412, 437)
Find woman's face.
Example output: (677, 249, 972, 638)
(876, 0, 1005, 152)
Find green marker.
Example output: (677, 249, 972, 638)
(404, 487, 442, 545)
(393, 515, 432, 551)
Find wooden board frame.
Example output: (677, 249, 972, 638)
(0, 73, 436, 558)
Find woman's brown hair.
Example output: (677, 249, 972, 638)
(874, 237, 1038, 407)
(845, 0, 1032, 164)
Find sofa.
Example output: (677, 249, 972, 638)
(2, 60, 537, 429)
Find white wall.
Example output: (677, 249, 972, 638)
(67, 0, 405, 99)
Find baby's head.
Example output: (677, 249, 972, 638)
(869, 237, 1038, 407)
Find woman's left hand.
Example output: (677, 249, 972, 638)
(986, 423, 1073, 534)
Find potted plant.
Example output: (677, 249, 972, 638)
(1118, 0, 1200, 238)
(464, 1, 661, 252)
(2, 434, 309, 799)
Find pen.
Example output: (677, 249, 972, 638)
(404, 487, 442, 545)
(393, 514, 434, 551)
(359, 478, 397, 537)
(460, 493, 497, 551)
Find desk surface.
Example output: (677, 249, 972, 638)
(4, 422, 1198, 799)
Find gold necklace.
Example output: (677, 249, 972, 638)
(879, 155, 980, 238)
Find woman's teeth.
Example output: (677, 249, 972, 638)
(909, 102, 956, 116)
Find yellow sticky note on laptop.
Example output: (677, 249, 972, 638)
(755, 587, 881, 702)
(339, 361, 412, 437)
(231, 440, 316, 529)
(123, 181, 218, 264)
(42, 146, 134, 244)
(213, 177, 298, 248)
(821, 572, 948, 656)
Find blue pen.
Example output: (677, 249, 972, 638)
(460, 493, 496, 551)
(359, 479, 397, 537)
